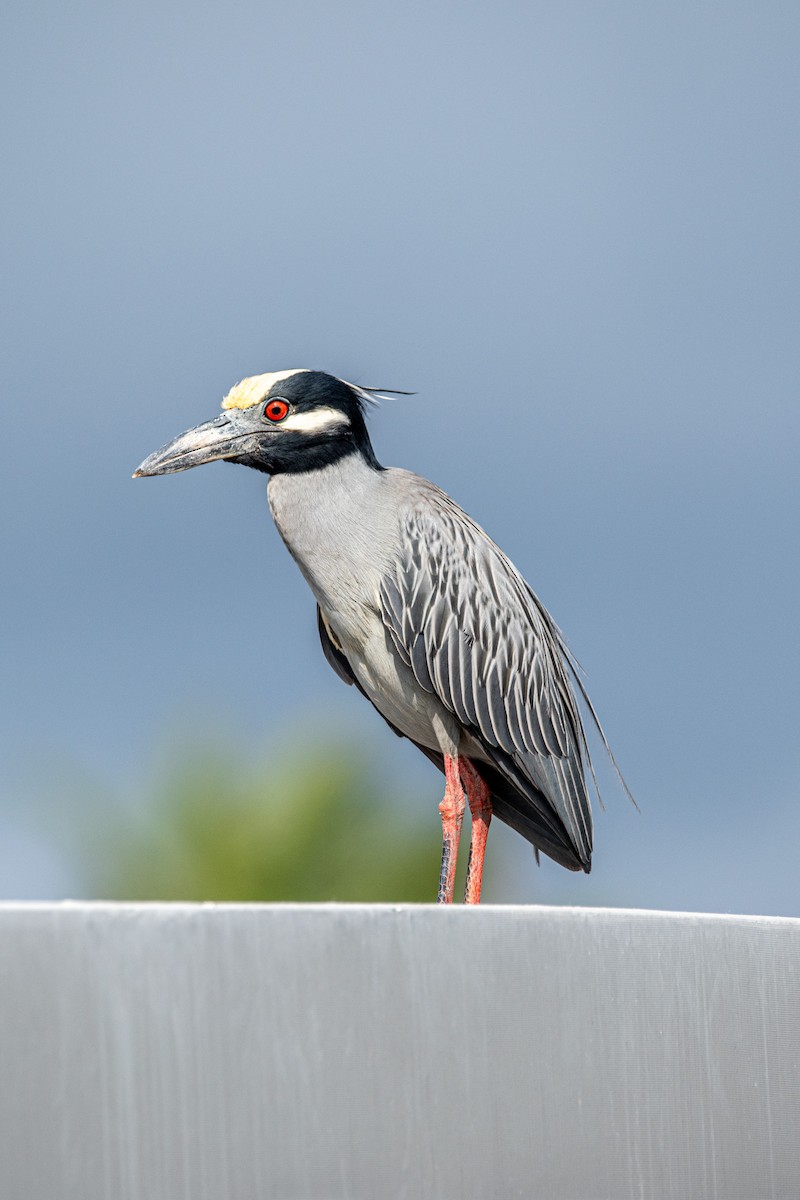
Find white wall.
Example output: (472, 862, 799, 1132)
(1, 904, 798, 1199)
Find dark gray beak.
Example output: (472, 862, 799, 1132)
(133, 412, 259, 477)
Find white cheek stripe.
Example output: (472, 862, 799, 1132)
(281, 407, 350, 434)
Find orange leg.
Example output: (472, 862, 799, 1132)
(460, 758, 492, 904)
(437, 755, 466, 904)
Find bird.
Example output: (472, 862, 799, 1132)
(135, 368, 623, 904)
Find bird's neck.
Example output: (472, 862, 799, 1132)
(267, 450, 398, 621)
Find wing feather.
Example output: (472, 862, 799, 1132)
(378, 483, 593, 868)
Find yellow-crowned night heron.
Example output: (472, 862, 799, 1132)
(135, 369, 619, 903)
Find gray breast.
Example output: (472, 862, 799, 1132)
(268, 457, 465, 756)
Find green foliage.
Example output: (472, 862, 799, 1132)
(84, 742, 443, 903)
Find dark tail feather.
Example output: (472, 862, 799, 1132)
(478, 761, 589, 873)
(411, 743, 589, 874)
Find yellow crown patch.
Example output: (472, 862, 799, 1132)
(221, 369, 308, 411)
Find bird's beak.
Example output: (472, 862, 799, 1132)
(133, 412, 258, 477)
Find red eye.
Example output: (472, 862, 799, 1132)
(264, 399, 290, 422)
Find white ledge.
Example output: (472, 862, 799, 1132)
(1, 904, 798, 1199)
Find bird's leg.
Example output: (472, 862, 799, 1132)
(460, 758, 492, 905)
(437, 754, 466, 904)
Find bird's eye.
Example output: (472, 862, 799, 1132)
(264, 399, 290, 422)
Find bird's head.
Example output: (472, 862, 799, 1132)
(133, 369, 390, 478)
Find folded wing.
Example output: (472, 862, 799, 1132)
(378, 487, 593, 871)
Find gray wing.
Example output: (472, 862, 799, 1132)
(378, 487, 593, 870)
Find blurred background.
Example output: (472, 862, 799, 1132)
(1, 2, 798, 911)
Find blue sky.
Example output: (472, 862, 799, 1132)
(2, 2, 799, 911)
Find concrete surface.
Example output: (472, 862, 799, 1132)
(0, 903, 798, 1199)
